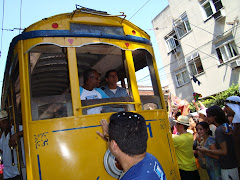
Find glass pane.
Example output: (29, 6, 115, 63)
(29, 45, 73, 120)
(189, 61, 197, 75)
(169, 38, 176, 50)
(213, 0, 223, 11)
(226, 43, 234, 58)
(133, 50, 162, 110)
(176, 23, 186, 37)
(176, 73, 183, 86)
(70, 23, 124, 36)
(182, 70, 190, 84)
(76, 44, 134, 115)
(230, 41, 238, 57)
(184, 19, 191, 32)
(204, 2, 213, 17)
(220, 46, 228, 61)
(12, 61, 22, 124)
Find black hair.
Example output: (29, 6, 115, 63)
(183, 124, 189, 130)
(109, 112, 148, 156)
(83, 69, 97, 84)
(196, 121, 212, 136)
(206, 105, 228, 125)
(105, 70, 117, 79)
(175, 112, 181, 120)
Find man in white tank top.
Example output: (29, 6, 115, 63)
(80, 69, 109, 114)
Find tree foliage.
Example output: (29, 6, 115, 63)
(189, 84, 240, 112)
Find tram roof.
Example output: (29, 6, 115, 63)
(5, 7, 152, 71)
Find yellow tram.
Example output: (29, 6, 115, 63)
(1, 6, 180, 180)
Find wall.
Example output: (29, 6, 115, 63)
(152, 0, 240, 102)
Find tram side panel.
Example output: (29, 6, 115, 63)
(28, 116, 112, 179)
(26, 111, 179, 180)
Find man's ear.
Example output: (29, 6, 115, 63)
(111, 140, 119, 151)
(105, 78, 109, 83)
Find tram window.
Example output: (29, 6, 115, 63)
(12, 61, 23, 125)
(70, 24, 124, 36)
(133, 50, 162, 110)
(29, 45, 73, 120)
(76, 44, 134, 115)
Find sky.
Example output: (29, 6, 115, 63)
(0, 0, 169, 98)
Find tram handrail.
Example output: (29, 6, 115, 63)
(80, 101, 141, 109)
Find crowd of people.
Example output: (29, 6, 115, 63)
(169, 95, 240, 180)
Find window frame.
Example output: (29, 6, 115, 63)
(28, 44, 74, 121)
(174, 67, 190, 87)
(215, 40, 239, 64)
(185, 53, 204, 76)
(174, 12, 191, 39)
(164, 31, 180, 53)
(199, 0, 223, 21)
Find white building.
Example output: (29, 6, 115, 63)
(152, 0, 240, 102)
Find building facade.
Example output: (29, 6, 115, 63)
(152, 0, 240, 102)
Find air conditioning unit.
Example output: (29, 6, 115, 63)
(214, 8, 226, 21)
(230, 59, 240, 69)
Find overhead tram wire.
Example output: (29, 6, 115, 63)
(0, 0, 24, 58)
(150, 0, 240, 46)
(138, 0, 240, 84)
(0, 0, 5, 58)
(19, 0, 23, 34)
(128, 0, 151, 20)
(145, 31, 240, 83)
(153, 23, 240, 73)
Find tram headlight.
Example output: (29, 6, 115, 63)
(103, 149, 123, 178)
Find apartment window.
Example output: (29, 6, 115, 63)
(199, 0, 223, 20)
(164, 31, 180, 53)
(174, 13, 191, 38)
(216, 40, 238, 64)
(186, 52, 204, 75)
(175, 67, 190, 87)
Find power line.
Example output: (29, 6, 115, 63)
(0, 0, 5, 58)
(19, 0, 23, 34)
(1, 28, 24, 31)
(153, 23, 240, 73)
(128, 0, 151, 20)
(136, 33, 240, 83)
(150, 0, 240, 41)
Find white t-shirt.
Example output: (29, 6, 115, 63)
(0, 126, 25, 179)
(80, 88, 103, 114)
(110, 89, 117, 94)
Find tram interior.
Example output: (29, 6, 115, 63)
(28, 43, 161, 120)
